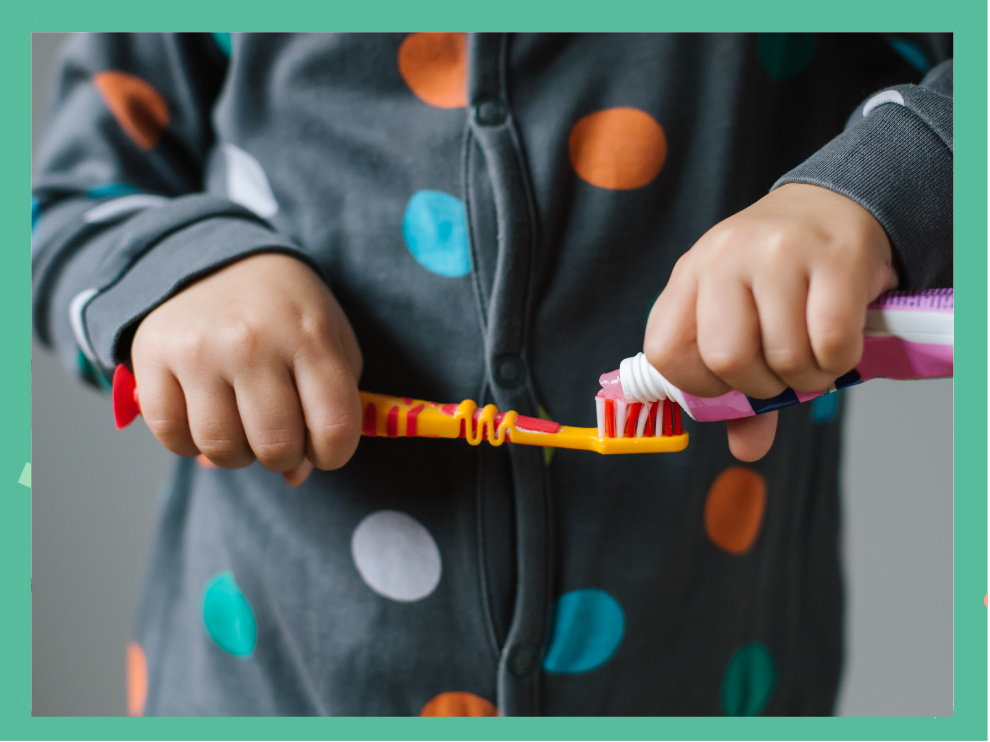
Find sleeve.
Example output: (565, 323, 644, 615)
(772, 44, 953, 290)
(31, 33, 320, 390)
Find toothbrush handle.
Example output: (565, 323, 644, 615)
(110, 365, 522, 443)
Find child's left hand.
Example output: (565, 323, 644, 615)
(643, 183, 898, 462)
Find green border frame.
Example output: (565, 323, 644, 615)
(9, 0, 986, 738)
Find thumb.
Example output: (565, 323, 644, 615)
(725, 411, 778, 462)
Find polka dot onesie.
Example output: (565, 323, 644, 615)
(32, 33, 953, 716)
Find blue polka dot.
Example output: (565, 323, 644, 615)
(810, 392, 838, 424)
(543, 588, 624, 674)
(212, 33, 232, 57)
(722, 643, 777, 716)
(402, 190, 471, 278)
(889, 37, 930, 74)
(202, 571, 256, 657)
(87, 182, 139, 199)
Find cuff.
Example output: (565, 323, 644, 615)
(78, 194, 319, 371)
(772, 83, 952, 290)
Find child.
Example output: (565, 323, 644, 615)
(32, 33, 952, 716)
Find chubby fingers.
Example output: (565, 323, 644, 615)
(805, 266, 869, 377)
(644, 257, 731, 398)
(133, 360, 200, 458)
(753, 268, 840, 393)
(696, 272, 785, 400)
(292, 312, 364, 471)
(233, 363, 307, 473)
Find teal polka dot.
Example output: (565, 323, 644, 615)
(87, 182, 139, 199)
(721, 643, 776, 716)
(810, 392, 839, 424)
(212, 33, 232, 57)
(759, 34, 816, 81)
(543, 588, 624, 674)
(402, 190, 471, 278)
(76, 350, 112, 393)
(889, 37, 930, 74)
(31, 197, 40, 230)
(202, 571, 256, 657)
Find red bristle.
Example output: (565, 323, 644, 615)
(604, 399, 616, 438)
(663, 399, 672, 437)
(625, 402, 642, 438)
(645, 401, 657, 437)
(673, 402, 682, 435)
(386, 405, 399, 437)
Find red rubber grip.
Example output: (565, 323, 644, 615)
(112, 364, 141, 430)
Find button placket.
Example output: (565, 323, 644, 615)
(465, 33, 552, 717)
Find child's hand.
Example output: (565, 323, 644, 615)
(644, 183, 897, 462)
(131, 253, 363, 484)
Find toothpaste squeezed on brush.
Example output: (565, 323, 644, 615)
(598, 288, 953, 427)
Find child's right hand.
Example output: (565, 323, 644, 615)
(130, 253, 363, 485)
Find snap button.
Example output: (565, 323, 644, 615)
(493, 354, 526, 388)
(508, 642, 538, 676)
(474, 98, 507, 126)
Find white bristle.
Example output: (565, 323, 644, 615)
(616, 400, 627, 438)
(636, 402, 651, 438)
(595, 396, 606, 437)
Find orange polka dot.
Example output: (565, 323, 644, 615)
(420, 691, 498, 717)
(93, 71, 169, 150)
(126, 641, 148, 717)
(196, 454, 218, 469)
(704, 467, 766, 554)
(398, 33, 468, 109)
(569, 107, 667, 190)
(985, 593, 987, 608)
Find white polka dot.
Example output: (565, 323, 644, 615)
(224, 143, 279, 219)
(863, 90, 905, 117)
(351, 510, 441, 602)
(82, 194, 167, 223)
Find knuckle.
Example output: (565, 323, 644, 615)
(252, 431, 304, 468)
(173, 327, 212, 367)
(813, 329, 860, 372)
(146, 415, 190, 443)
(298, 311, 332, 344)
(310, 413, 362, 469)
(642, 336, 672, 372)
(223, 319, 262, 361)
(701, 347, 751, 378)
(196, 437, 247, 465)
(764, 347, 809, 377)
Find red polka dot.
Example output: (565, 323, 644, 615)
(420, 691, 498, 716)
(196, 454, 217, 469)
(126, 641, 148, 717)
(93, 71, 169, 150)
(705, 467, 766, 554)
(569, 107, 667, 190)
(398, 33, 468, 109)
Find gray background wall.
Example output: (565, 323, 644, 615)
(31, 32, 953, 717)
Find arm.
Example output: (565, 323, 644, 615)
(33, 33, 362, 478)
(644, 46, 953, 461)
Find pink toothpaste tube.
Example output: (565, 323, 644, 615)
(598, 288, 953, 426)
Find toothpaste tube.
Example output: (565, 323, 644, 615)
(599, 288, 953, 422)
